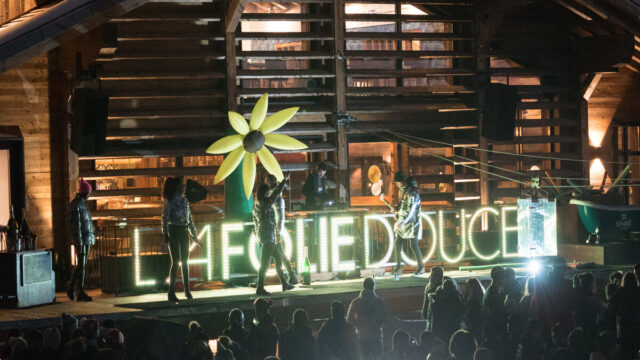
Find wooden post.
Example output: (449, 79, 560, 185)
(579, 99, 590, 180)
(332, 0, 346, 113)
(475, 2, 490, 206)
(225, 32, 237, 112)
(332, 0, 349, 205)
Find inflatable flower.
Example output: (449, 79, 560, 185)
(206, 93, 308, 199)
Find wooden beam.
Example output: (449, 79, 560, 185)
(225, 0, 249, 33)
(574, 0, 640, 36)
(226, 32, 237, 112)
(0, 0, 149, 73)
(582, 73, 603, 100)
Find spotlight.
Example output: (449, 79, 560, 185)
(528, 260, 542, 276)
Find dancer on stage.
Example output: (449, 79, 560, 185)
(162, 177, 197, 302)
(254, 175, 294, 295)
(266, 174, 297, 285)
(67, 179, 95, 301)
(392, 172, 425, 276)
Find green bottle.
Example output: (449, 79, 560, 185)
(302, 246, 311, 286)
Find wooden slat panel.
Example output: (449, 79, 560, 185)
(237, 69, 335, 79)
(344, 14, 473, 22)
(344, 50, 474, 58)
(235, 32, 334, 40)
(346, 68, 474, 77)
(344, 32, 473, 40)
(241, 13, 332, 21)
(89, 185, 223, 198)
(346, 86, 475, 95)
(236, 51, 333, 59)
(491, 135, 579, 144)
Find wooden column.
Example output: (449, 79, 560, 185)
(332, 0, 349, 205)
(48, 52, 73, 279)
(225, 32, 237, 112)
(475, 3, 490, 206)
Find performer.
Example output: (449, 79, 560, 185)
(254, 176, 294, 295)
(302, 162, 328, 209)
(67, 179, 95, 301)
(393, 172, 424, 276)
(266, 174, 297, 285)
(162, 177, 197, 302)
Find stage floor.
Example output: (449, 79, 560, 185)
(0, 264, 630, 331)
(0, 268, 498, 331)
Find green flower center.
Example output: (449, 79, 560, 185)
(243, 130, 265, 153)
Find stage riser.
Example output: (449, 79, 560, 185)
(558, 242, 640, 265)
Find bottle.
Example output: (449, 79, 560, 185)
(302, 246, 311, 286)
(20, 208, 32, 250)
(6, 205, 20, 252)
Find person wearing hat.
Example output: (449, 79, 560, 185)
(392, 172, 424, 276)
(67, 179, 95, 301)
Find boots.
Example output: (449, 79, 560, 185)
(256, 287, 270, 296)
(282, 283, 294, 291)
(77, 290, 93, 302)
(168, 291, 179, 303)
(185, 288, 193, 300)
(66, 281, 75, 301)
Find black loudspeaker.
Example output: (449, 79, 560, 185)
(70, 88, 108, 155)
(185, 179, 208, 203)
(482, 83, 520, 141)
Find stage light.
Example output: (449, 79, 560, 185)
(331, 216, 355, 272)
(528, 259, 542, 276)
(438, 210, 466, 263)
(363, 214, 395, 268)
(319, 217, 329, 273)
(401, 213, 437, 266)
(222, 223, 245, 280)
(134, 228, 155, 286)
(502, 206, 519, 258)
(468, 207, 500, 261)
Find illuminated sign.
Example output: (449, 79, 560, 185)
(133, 202, 557, 285)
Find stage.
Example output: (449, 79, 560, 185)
(0, 264, 630, 333)
(0, 268, 498, 331)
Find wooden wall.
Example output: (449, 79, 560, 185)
(0, 0, 36, 24)
(588, 67, 640, 170)
(0, 54, 52, 248)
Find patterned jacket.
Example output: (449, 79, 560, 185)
(395, 183, 422, 239)
(162, 195, 197, 238)
(68, 194, 95, 246)
(253, 180, 287, 244)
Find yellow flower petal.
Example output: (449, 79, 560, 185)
(214, 147, 245, 184)
(259, 107, 299, 134)
(249, 93, 268, 131)
(205, 135, 243, 154)
(242, 153, 257, 199)
(257, 147, 283, 181)
(228, 111, 249, 135)
(264, 134, 308, 150)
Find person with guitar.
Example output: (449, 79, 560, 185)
(390, 171, 425, 276)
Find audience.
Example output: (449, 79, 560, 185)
(347, 277, 388, 360)
(316, 301, 358, 360)
(277, 309, 315, 360)
(1, 265, 639, 360)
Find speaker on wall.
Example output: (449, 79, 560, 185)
(70, 88, 108, 156)
(482, 83, 520, 141)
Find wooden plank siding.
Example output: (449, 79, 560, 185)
(0, 0, 36, 24)
(0, 54, 52, 248)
